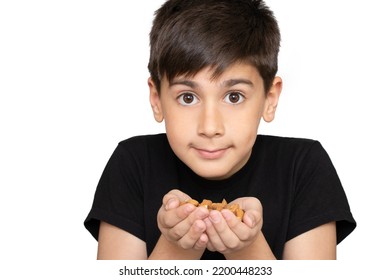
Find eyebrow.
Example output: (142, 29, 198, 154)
(169, 78, 254, 89)
(223, 79, 254, 88)
(169, 79, 198, 89)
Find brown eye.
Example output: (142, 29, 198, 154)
(229, 92, 240, 103)
(183, 93, 194, 104)
(178, 92, 199, 106)
(225, 92, 244, 104)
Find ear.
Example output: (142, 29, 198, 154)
(263, 76, 282, 123)
(148, 77, 164, 123)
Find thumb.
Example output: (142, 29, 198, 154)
(163, 189, 192, 210)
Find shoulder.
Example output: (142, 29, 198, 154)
(113, 133, 175, 167)
(253, 135, 332, 175)
(257, 134, 318, 146)
(119, 133, 168, 147)
(117, 133, 170, 154)
(255, 135, 323, 158)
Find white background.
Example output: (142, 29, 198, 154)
(1, 0, 389, 278)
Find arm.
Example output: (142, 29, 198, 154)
(97, 220, 336, 260)
(224, 230, 276, 260)
(282, 222, 336, 260)
(97, 221, 147, 260)
(97, 189, 210, 260)
(149, 234, 205, 260)
(97, 221, 206, 260)
(223, 222, 336, 260)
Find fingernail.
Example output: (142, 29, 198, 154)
(204, 218, 212, 228)
(165, 198, 176, 210)
(209, 211, 221, 223)
(247, 213, 255, 227)
(185, 203, 195, 214)
(197, 208, 209, 219)
(221, 210, 233, 221)
(194, 221, 205, 232)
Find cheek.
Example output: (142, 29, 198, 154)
(163, 110, 195, 147)
(164, 110, 193, 131)
(227, 108, 262, 135)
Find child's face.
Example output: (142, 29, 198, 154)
(149, 63, 282, 180)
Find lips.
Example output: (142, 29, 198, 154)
(193, 147, 229, 160)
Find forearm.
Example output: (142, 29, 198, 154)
(224, 231, 276, 260)
(148, 234, 205, 260)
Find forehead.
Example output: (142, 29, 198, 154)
(166, 62, 263, 86)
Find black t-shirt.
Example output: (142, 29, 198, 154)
(84, 134, 356, 259)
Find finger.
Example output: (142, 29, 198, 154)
(242, 209, 262, 229)
(221, 209, 242, 228)
(221, 209, 261, 242)
(228, 197, 263, 231)
(166, 207, 209, 240)
(194, 233, 209, 250)
(206, 239, 216, 252)
(162, 189, 192, 210)
(158, 202, 197, 229)
(177, 220, 207, 250)
(205, 214, 229, 252)
(221, 209, 252, 241)
(228, 197, 262, 221)
(231, 197, 262, 211)
(209, 210, 241, 250)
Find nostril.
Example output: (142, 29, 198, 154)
(197, 105, 225, 137)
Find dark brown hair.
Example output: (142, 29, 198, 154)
(148, 0, 280, 93)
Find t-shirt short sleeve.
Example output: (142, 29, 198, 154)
(286, 141, 356, 243)
(84, 141, 146, 242)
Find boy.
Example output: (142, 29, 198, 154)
(84, 0, 356, 259)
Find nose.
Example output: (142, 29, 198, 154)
(197, 103, 225, 138)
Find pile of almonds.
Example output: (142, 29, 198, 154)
(180, 198, 244, 221)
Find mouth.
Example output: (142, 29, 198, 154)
(193, 147, 230, 160)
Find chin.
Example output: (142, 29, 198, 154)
(192, 166, 233, 181)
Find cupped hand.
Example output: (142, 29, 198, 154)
(204, 197, 263, 254)
(157, 189, 210, 250)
